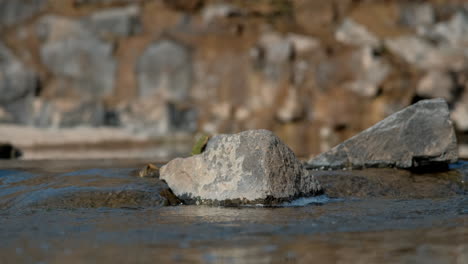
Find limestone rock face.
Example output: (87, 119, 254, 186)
(160, 130, 321, 204)
(307, 99, 458, 169)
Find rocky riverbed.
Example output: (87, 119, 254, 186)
(0, 159, 466, 263)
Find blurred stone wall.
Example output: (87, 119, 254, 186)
(1, 0, 468, 157)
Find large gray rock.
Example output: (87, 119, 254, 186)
(37, 15, 116, 98)
(136, 39, 192, 102)
(160, 130, 322, 205)
(0, 42, 37, 125)
(307, 99, 458, 169)
(0, 0, 46, 29)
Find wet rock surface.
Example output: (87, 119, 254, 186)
(312, 168, 466, 199)
(307, 99, 458, 170)
(0, 167, 175, 210)
(161, 130, 322, 205)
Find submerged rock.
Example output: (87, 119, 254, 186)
(135, 163, 160, 178)
(0, 168, 179, 209)
(313, 168, 465, 199)
(307, 99, 458, 169)
(160, 130, 322, 205)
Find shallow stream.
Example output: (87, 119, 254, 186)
(0, 160, 466, 263)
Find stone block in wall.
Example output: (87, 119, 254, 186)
(81, 5, 141, 38)
(417, 70, 455, 102)
(0, 0, 46, 29)
(117, 98, 197, 137)
(335, 18, 380, 48)
(136, 39, 192, 102)
(0, 42, 38, 125)
(37, 15, 116, 99)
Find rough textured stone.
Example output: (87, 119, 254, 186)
(0, 42, 37, 125)
(0, 0, 46, 29)
(81, 5, 141, 37)
(160, 130, 322, 205)
(136, 39, 192, 102)
(335, 18, 380, 48)
(37, 15, 116, 98)
(307, 99, 458, 169)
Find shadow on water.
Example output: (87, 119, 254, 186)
(0, 159, 466, 263)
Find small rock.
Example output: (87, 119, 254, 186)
(0, 143, 22, 159)
(307, 99, 458, 169)
(160, 129, 322, 205)
(136, 163, 160, 178)
(335, 18, 380, 48)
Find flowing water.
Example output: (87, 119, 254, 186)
(0, 160, 466, 263)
